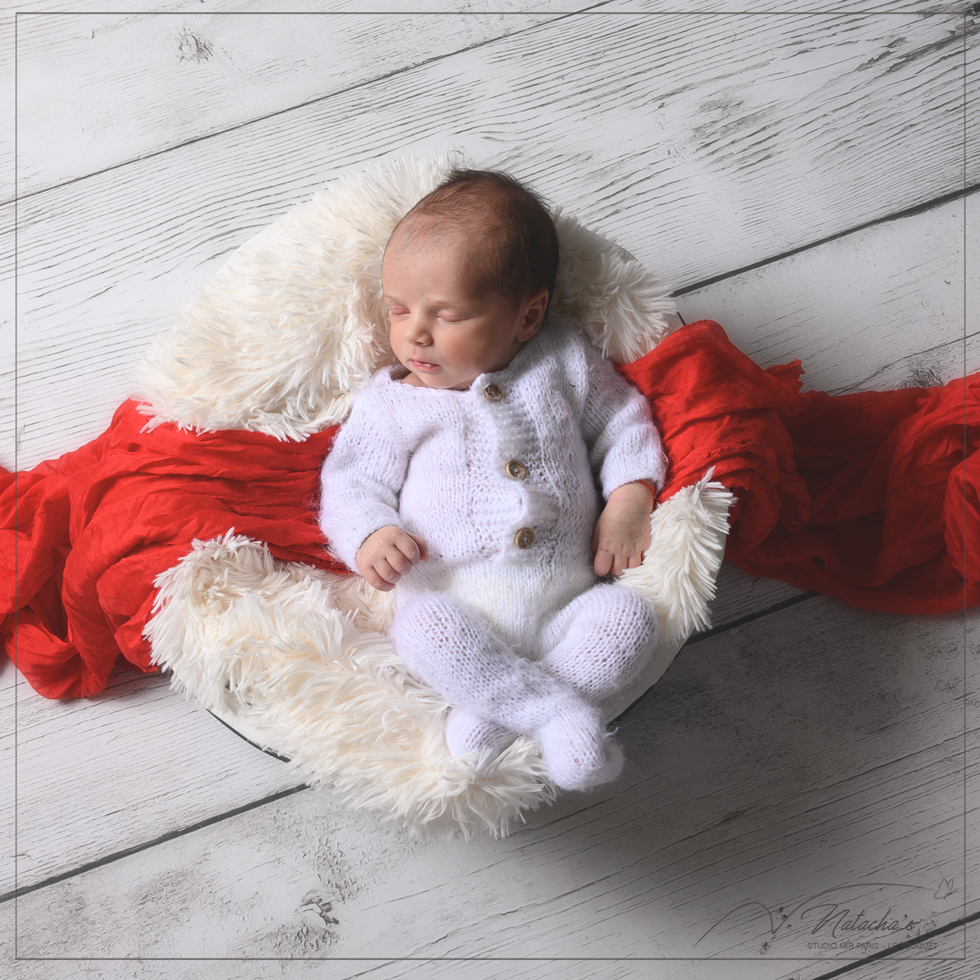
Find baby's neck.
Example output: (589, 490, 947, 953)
(394, 368, 477, 391)
(397, 370, 429, 388)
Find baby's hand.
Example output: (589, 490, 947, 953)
(356, 525, 429, 591)
(592, 482, 655, 577)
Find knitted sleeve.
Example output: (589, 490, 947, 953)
(319, 379, 411, 572)
(581, 345, 667, 499)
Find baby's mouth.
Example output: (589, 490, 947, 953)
(410, 358, 440, 371)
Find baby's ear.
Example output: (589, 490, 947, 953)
(519, 290, 550, 339)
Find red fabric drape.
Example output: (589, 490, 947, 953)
(0, 402, 342, 697)
(2, 320, 977, 698)
(620, 321, 979, 613)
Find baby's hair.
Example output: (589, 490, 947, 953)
(392, 168, 560, 313)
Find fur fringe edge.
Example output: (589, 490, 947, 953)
(620, 472, 735, 645)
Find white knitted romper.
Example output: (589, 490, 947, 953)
(320, 319, 666, 789)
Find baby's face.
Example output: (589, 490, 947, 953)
(382, 220, 544, 390)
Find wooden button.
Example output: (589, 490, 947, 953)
(505, 459, 527, 481)
(483, 383, 503, 402)
(514, 527, 536, 549)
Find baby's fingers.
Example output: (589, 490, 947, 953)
(600, 548, 645, 578)
(408, 533, 430, 562)
(364, 563, 396, 591)
(594, 548, 613, 577)
(390, 533, 430, 577)
(386, 546, 415, 575)
(373, 557, 404, 589)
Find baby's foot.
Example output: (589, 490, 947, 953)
(445, 707, 516, 763)
(535, 704, 624, 791)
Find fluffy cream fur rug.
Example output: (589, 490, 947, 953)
(139, 156, 733, 838)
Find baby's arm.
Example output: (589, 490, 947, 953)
(593, 481, 655, 576)
(320, 380, 426, 586)
(357, 525, 429, 592)
(580, 344, 667, 576)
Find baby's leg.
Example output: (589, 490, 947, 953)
(443, 707, 515, 761)
(540, 583, 659, 703)
(391, 591, 623, 789)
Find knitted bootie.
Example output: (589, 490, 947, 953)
(534, 702, 625, 791)
(444, 707, 517, 763)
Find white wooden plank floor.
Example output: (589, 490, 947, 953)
(3, 3, 978, 978)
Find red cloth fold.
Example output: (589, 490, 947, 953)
(0, 403, 341, 697)
(620, 321, 979, 613)
(3, 320, 977, 698)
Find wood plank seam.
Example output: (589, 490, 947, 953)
(0, 783, 309, 906)
(6, 3, 605, 208)
(684, 592, 819, 646)
(674, 183, 980, 298)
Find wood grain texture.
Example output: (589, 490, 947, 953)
(700, 559, 808, 640)
(1, 576, 805, 901)
(11, 0, 960, 199)
(1, 902, 973, 980)
(0, 200, 12, 468)
(679, 196, 979, 396)
(3, 669, 304, 896)
(2, 0, 596, 196)
(5, 12, 975, 470)
(0, 885, 835, 980)
(686, 190, 978, 634)
(13, 6, 564, 197)
(811, 916, 978, 980)
(10, 602, 976, 969)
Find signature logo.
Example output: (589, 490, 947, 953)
(695, 879, 953, 952)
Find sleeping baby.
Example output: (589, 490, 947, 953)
(319, 169, 666, 790)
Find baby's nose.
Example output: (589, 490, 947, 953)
(407, 317, 432, 345)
